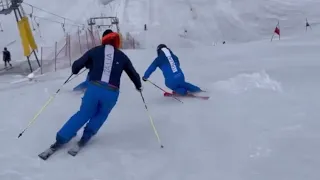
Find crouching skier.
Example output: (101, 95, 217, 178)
(142, 44, 202, 96)
(39, 29, 142, 160)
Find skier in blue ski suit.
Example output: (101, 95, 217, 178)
(50, 29, 142, 149)
(142, 44, 201, 95)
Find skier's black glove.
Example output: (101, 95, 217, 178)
(136, 86, 143, 92)
(72, 68, 80, 75)
(142, 77, 147, 82)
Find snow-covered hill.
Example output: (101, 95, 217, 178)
(118, 0, 320, 47)
(1, 0, 320, 61)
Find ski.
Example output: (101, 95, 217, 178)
(38, 147, 59, 160)
(67, 143, 82, 156)
(164, 92, 209, 100)
(38, 142, 63, 160)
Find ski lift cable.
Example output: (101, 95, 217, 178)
(22, 2, 85, 26)
(28, 14, 84, 28)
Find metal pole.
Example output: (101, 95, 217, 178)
(54, 41, 57, 71)
(85, 30, 89, 50)
(133, 38, 135, 49)
(68, 34, 71, 66)
(270, 33, 274, 42)
(32, 50, 40, 67)
(89, 29, 95, 47)
(13, 8, 19, 21)
(96, 30, 101, 42)
(40, 46, 43, 74)
(27, 55, 33, 72)
(65, 35, 68, 57)
(78, 28, 82, 54)
(90, 24, 93, 35)
(16, 6, 22, 17)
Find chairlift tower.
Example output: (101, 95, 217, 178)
(0, 0, 40, 73)
(87, 16, 120, 34)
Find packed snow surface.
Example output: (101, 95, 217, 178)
(0, 33, 320, 179)
(0, 0, 320, 179)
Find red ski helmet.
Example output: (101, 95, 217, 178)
(101, 29, 120, 49)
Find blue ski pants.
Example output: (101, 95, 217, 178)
(56, 82, 119, 144)
(165, 74, 201, 95)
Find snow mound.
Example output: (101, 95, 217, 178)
(214, 71, 283, 94)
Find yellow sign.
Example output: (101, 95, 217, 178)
(18, 17, 31, 56)
(23, 17, 38, 50)
(17, 16, 38, 56)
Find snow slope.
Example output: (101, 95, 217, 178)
(1, 31, 320, 179)
(119, 0, 320, 47)
(1, 0, 320, 179)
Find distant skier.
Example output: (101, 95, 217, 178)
(3, 47, 12, 68)
(142, 44, 202, 96)
(42, 29, 142, 157)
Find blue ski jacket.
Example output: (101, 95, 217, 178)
(143, 48, 184, 82)
(72, 44, 141, 90)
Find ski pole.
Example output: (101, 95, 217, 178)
(146, 80, 183, 103)
(18, 74, 73, 138)
(68, 68, 88, 82)
(139, 91, 164, 148)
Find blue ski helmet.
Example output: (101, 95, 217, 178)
(157, 44, 167, 55)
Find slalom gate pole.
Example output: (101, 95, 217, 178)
(147, 80, 183, 103)
(139, 91, 164, 148)
(18, 74, 73, 138)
